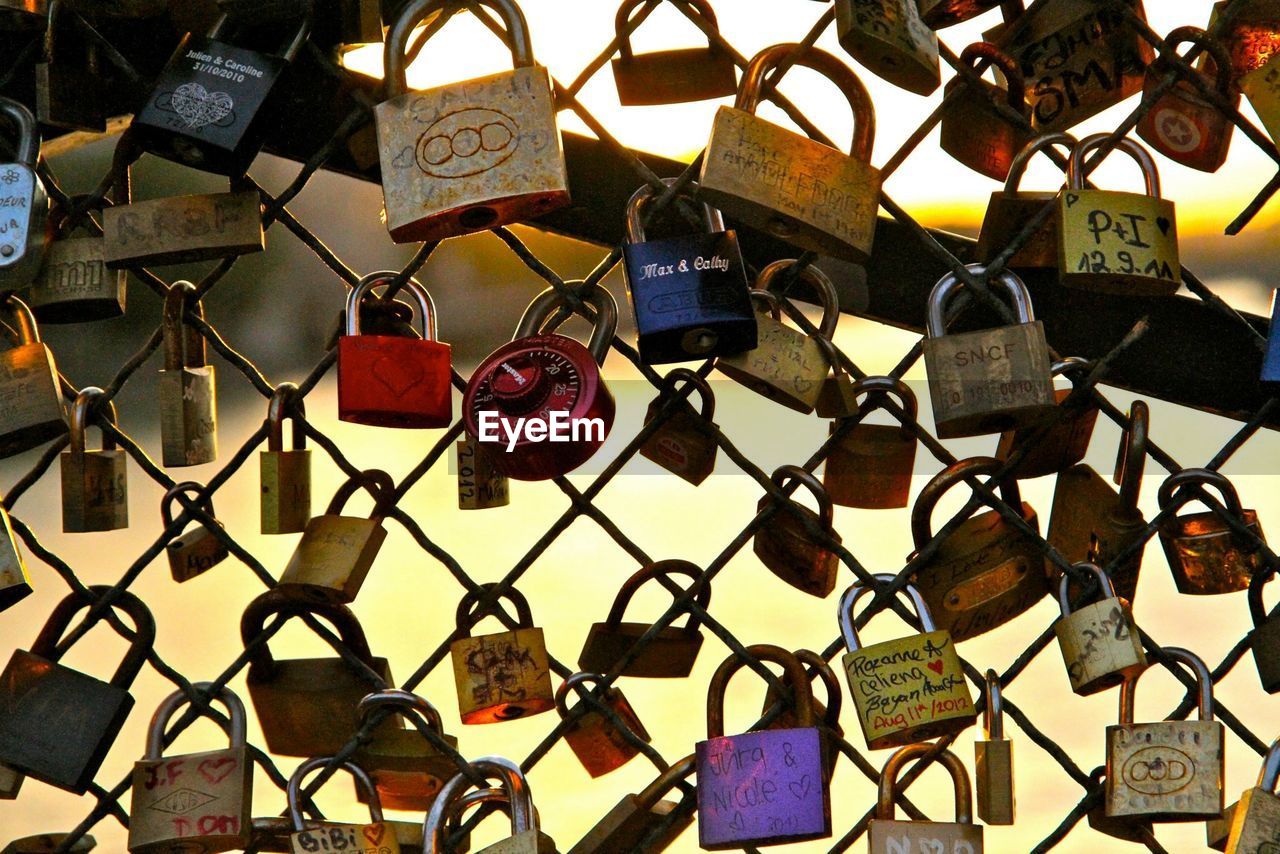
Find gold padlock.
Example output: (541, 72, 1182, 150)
(1058, 134, 1180, 295)
(868, 743, 985, 852)
(286, 758, 401, 854)
(939, 42, 1031, 180)
(0, 500, 31, 614)
(352, 689, 461, 813)
(753, 465, 843, 598)
(60, 387, 127, 533)
(699, 43, 881, 261)
(1054, 562, 1146, 696)
(835, 0, 940, 95)
(426, 757, 555, 854)
(0, 294, 67, 458)
(760, 648, 844, 780)
(639, 368, 719, 486)
(994, 357, 1099, 479)
(975, 132, 1076, 270)
(1224, 738, 1280, 852)
(162, 481, 228, 583)
(261, 383, 311, 535)
(158, 281, 217, 467)
(554, 672, 651, 779)
(29, 197, 126, 324)
(823, 376, 918, 510)
(374, 0, 569, 244)
(1157, 468, 1266, 595)
(974, 669, 1014, 825)
(450, 583, 553, 724)
(838, 574, 975, 749)
(813, 334, 860, 420)
(457, 434, 510, 510)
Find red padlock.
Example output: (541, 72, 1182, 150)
(462, 283, 617, 481)
(337, 271, 452, 428)
(1137, 27, 1238, 173)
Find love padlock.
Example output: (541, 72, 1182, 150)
(639, 369, 719, 486)
(60, 387, 127, 533)
(286, 758, 401, 854)
(754, 465, 843, 598)
(158, 282, 217, 467)
(939, 42, 1031, 180)
(425, 756, 556, 853)
(1137, 27, 1238, 173)
(555, 672, 650, 779)
(260, 383, 311, 534)
(610, 0, 736, 105)
(450, 584, 553, 724)
(162, 481, 228, 583)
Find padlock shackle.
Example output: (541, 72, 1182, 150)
(287, 756, 384, 829)
(1058, 562, 1118, 615)
(425, 755, 537, 844)
(706, 644, 814, 737)
(735, 43, 875, 162)
(357, 688, 445, 735)
(625, 178, 724, 243)
(384, 0, 533, 98)
(911, 456, 1024, 548)
(162, 281, 208, 372)
(746, 288, 783, 322)
(772, 648, 843, 727)
(345, 271, 439, 341)
(604, 558, 710, 636)
(208, 2, 313, 62)
(30, 585, 155, 690)
(160, 480, 216, 529)
(1156, 26, 1234, 97)
(1003, 132, 1077, 193)
(2, 294, 40, 347)
(958, 42, 1025, 112)
(68, 386, 118, 456)
(837, 573, 935, 652)
(325, 468, 396, 519)
(553, 671, 614, 719)
(1119, 646, 1214, 725)
(770, 464, 835, 530)
(240, 588, 379, 678)
(515, 282, 618, 367)
(635, 754, 697, 809)
(756, 259, 840, 340)
(0, 96, 39, 167)
(925, 263, 1036, 339)
(876, 743, 974, 824)
(266, 382, 306, 453)
(850, 375, 918, 423)
(615, 0, 719, 62)
(455, 582, 535, 635)
(1115, 400, 1148, 514)
(145, 682, 248, 759)
(656, 368, 715, 421)
(982, 669, 1004, 740)
(1156, 467, 1244, 517)
(1258, 737, 1280, 791)
(1067, 133, 1162, 197)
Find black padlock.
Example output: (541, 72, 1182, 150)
(621, 178, 755, 365)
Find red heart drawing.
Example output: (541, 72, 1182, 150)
(927, 659, 945, 675)
(198, 756, 237, 784)
(363, 823, 386, 845)
(371, 355, 424, 396)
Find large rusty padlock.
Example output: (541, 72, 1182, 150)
(158, 281, 217, 467)
(610, 0, 736, 105)
(60, 387, 128, 533)
(0, 294, 67, 458)
(260, 382, 311, 534)
(554, 672, 651, 779)
(868, 743, 984, 852)
(639, 368, 719, 486)
(975, 132, 1076, 270)
(1137, 27, 1238, 173)
(823, 376, 918, 510)
(29, 197, 126, 324)
(450, 584, 553, 724)
(286, 758, 400, 854)
(352, 689, 460, 814)
(994, 357, 1099, 479)
(1157, 467, 1266, 595)
(1054, 562, 1146, 697)
(425, 757, 556, 853)
(753, 465, 843, 598)
(566, 755, 694, 854)
(163, 481, 228, 583)
(835, 0, 940, 95)
(940, 42, 1031, 180)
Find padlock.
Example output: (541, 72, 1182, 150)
(352, 689, 460, 813)
(566, 755, 695, 854)
(0, 585, 153, 793)
(700, 43, 881, 261)
(35, 3, 106, 133)
(1058, 133, 1180, 295)
(29, 197, 126, 323)
(823, 376, 918, 510)
(158, 281, 218, 467)
(0, 762, 22, 799)
(1210, 801, 1237, 851)
(697, 645, 831, 848)
(922, 264, 1056, 438)
(60, 386, 128, 533)
(753, 464, 843, 598)
(433, 786, 509, 854)
(132, 9, 311, 175)
(868, 743, 985, 852)
(611, 0, 737, 105)
(760, 648, 844, 780)
(375, 0, 568, 244)
(1251, 569, 1280, 693)
(451, 584, 553, 724)
(462, 283, 617, 481)
(984, 0, 1153, 132)
(835, 0, 940, 95)
(975, 669, 1014, 825)
(1087, 766, 1152, 843)
(1046, 399, 1149, 603)
(638, 368, 719, 485)
(918, 0, 1002, 29)
(1157, 467, 1266, 595)
(242, 589, 395, 756)
(457, 434, 510, 510)
(716, 260, 840, 414)
(426, 757, 556, 853)
(994, 357, 1099, 479)
(0, 294, 67, 458)
(838, 574, 975, 749)
(579, 559, 708, 678)
(940, 42, 1031, 180)
(1054, 562, 1146, 696)
(554, 672, 651, 778)
(1137, 27, 1238, 173)
(338, 271, 452, 428)
(261, 382, 311, 534)
(0, 499, 31, 613)
(1242, 52, 1280, 147)
(251, 816, 422, 854)
(1225, 738, 1280, 852)
(287, 758, 401, 854)
(0, 97, 49, 287)
(975, 132, 1076, 270)
(1, 836, 95, 854)
(128, 683, 252, 853)
(163, 481, 229, 583)
(813, 333, 861, 419)
(278, 469, 392, 603)
(1105, 647, 1224, 821)
(1202, 0, 1280, 83)
(909, 456, 1048, 641)
(621, 178, 755, 365)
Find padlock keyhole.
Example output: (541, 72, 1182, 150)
(459, 205, 498, 229)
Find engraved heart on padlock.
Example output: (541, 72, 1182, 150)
(197, 756, 237, 784)
(169, 82, 235, 129)
(363, 824, 386, 845)
(372, 356, 424, 396)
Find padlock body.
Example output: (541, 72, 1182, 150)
(761, 690, 842, 780)
(0, 506, 32, 613)
(30, 236, 126, 323)
(375, 65, 569, 244)
(246, 656, 395, 757)
(699, 107, 881, 262)
(976, 191, 1060, 270)
(128, 745, 251, 853)
(563, 687, 650, 778)
(475, 830, 553, 854)
(814, 374, 861, 419)
(622, 230, 756, 365)
(867, 819, 984, 853)
(753, 494, 842, 597)
(1204, 0, 1280, 82)
(823, 422, 915, 509)
(35, 38, 106, 133)
(1254, 613, 1280, 693)
(994, 387, 1098, 478)
(1046, 464, 1146, 602)
(457, 436, 510, 509)
(1159, 510, 1266, 595)
(939, 77, 1030, 180)
(1137, 71, 1236, 173)
(353, 729, 459, 812)
(1058, 189, 1180, 295)
(638, 397, 717, 486)
(60, 449, 128, 532)
(842, 629, 974, 749)
(290, 823, 401, 854)
(976, 737, 1015, 825)
(0, 340, 65, 457)
(612, 47, 738, 105)
(260, 448, 311, 534)
(102, 191, 264, 267)
(1242, 55, 1280, 147)
(1226, 786, 1280, 852)
(159, 365, 217, 467)
(919, 0, 1002, 28)
(1055, 596, 1146, 695)
(278, 514, 386, 603)
(0, 163, 49, 288)
(450, 628, 553, 724)
(566, 794, 689, 854)
(835, 0, 940, 95)
(337, 334, 452, 428)
(716, 313, 829, 414)
(167, 524, 229, 582)
(1105, 720, 1224, 821)
(579, 622, 701, 678)
(696, 727, 830, 849)
(1208, 800, 1235, 851)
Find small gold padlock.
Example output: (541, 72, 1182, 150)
(425, 757, 556, 854)
(554, 672, 651, 779)
(162, 481, 228, 583)
(286, 758, 401, 854)
(0, 294, 67, 458)
(450, 584, 554, 725)
(1157, 468, 1266, 595)
(994, 357, 1099, 479)
(939, 42, 1031, 180)
(60, 387, 127, 533)
(1054, 563, 1146, 696)
(260, 383, 311, 535)
(868, 743, 985, 852)
(457, 434, 510, 510)
(352, 689, 461, 813)
(753, 465, 843, 598)
(822, 376, 918, 510)
(835, 0, 940, 95)
(975, 132, 1076, 270)
(975, 669, 1014, 826)
(1224, 738, 1280, 852)
(638, 369, 719, 486)
(158, 281, 217, 467)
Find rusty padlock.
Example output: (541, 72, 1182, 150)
(60, 387, 127, 533)
(994, 357, 1099, 479)
(566, 755, 694, 854)
(158, 281, 218, 467)
(555, 672, 651, 778)
(835, 0, 940, 95)
(162, 481, 228, 583)
(1137, 27, 1238, 173)
(450, 584, 553, 724)
(610, 0, 736, 105)
(261, 382, 311, 534)
(1157, 467, 1266, 595)
(29, 197, 126, 323)
(1202, 0, 1280, 83)
(868, 743, 985, 852)
(1054, 562, 1146, 696)
(0, 294, 67, 458)
(639, 368, 719, 485)
(823, 376, 918, 510)
(754, 465, 843, 598)
(975, 669, 1014, 826)
(975, 132, 1076, 270)
(940, 42, 1031, 180)
(286, 758, 400, 854)
(353, 689, 460, 813)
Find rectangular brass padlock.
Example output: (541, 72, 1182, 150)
(159, 282, 217, 467)
(835, 0, 941, 96)
(451, 626, 553, 725)
(1054, 566, 1146, 696)
(278, 471, 390, 603)
(102, 191, 264, 268)
(163, 483, 229, 583)
(30, 233, 127, 324)
(261, 384, 311, 534)
(289, 823, 401, 854)
(0, 505, 32, 613)
(457, 436, 509, 510)
(869, 744, 984, 853)
(0, 297, 68, 458)
(1226, 784, 1280, 852)
(60, 444, 127, 533)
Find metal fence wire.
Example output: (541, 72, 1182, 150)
(3, 0, 1280, 851)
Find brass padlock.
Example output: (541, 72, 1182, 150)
(375, 0, 569, 244)
(611, 0, 736, 105)
(250, 816, 422, 853)
(1202, 0, 1280, 83)
(1054, 562, 1146, 696)
(1058, 134, 1180, 295)
(555, 672, 651, 778)
(918, 0, 1002, 29)
(579, 559, 708, 678)
(158, 281, 218, 467)
(162, 481, 228, 583)
(566, 755, 694, 854)
(1137, 27, 1238, 173)
(975, 669, 1014, 825)
(451, 583, 553, 724)
(813, 334, 861, 420)
(822, 376, 918, 510)
(1157, 467, 1265, 595)
(29, 198, 126, 324)
(922, 264, 1055, 438)
(975, 132, 1076, 270)
(994, 357, 1099, 479)
(128, 683, 252, 853)
(278, 469, 392, 603)
(699, 43, 881, 261)
(638, 368, 719, 486)
(753, 464, 843, 598)
(287, 758, 401, 854)
(1250, 570, 1280, 694)
(60, 387, 127, 533)
(1225, 738, 1280, 852)
(1242, 49, 1280, 149)
(426, 757, 555, 854)
(835, 0, 940, 95)
(940, 42, 1031, 180)
(353, 689, 460, 813)
(1105, 647, 1224, 822)
(0, 294, 67, 457)
(716, 260, 839, 414)
(0, 500, 31, 613)
(261, 383, 311, 534)
(839, 574, 975, 749)
(458, 434, 510, 510)
(760, 648, 844, 780)
(868, 743, 985, 852)
(909, 456, 1047, 641)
